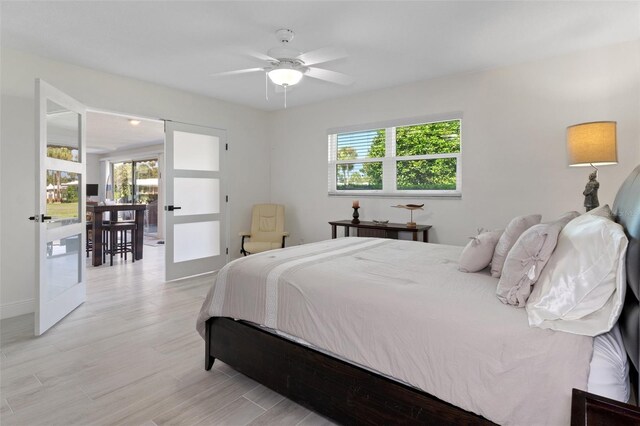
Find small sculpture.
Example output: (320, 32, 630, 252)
(583, 171, 600, 212)
(392, 203, 424, 228)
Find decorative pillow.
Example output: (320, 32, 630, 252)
(458, 230, 503, 273)
(586, 204, 614, 220)
(496, 223, 562, 307)
(526, 214, 628, 336)
(552, 211, 580, 228)
(491, 214, 542, 278)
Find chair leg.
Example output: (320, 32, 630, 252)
(110, 229, 115, 266)
(241, 235, 248, 256)
(131, 230, 135, 263)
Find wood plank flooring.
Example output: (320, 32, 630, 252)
(0, 245, 337, 425)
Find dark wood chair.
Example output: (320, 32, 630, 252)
(108, 222, 136, 266)
(86, 222, 93, 258)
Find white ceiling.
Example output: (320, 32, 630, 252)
(2, 1, 639, 114)
(5, 1, 639, 152)
(86, 112, 164, 154)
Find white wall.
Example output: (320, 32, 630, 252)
(269, 40, 640, 247)
(0, 48, 271, 318)
(86, 154, 101, 186)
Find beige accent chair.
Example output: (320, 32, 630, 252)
(240, 204, 289, 256)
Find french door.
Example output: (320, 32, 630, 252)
(164, 121, 227, 281)
(34, 79, 87, 335)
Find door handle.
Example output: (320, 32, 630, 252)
(166, 205, 182, 211)
(28, 214, 52, 222)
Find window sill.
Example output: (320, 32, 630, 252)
(328, 192, 462, 199)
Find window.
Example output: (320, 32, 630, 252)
(328, 116, 461, 196)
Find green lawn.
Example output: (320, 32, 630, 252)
(47, 202, 78, 218)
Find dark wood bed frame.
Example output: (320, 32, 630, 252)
(204, 165, 640, 425)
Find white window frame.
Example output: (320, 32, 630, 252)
(328, 112, 462, 198)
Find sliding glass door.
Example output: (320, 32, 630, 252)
(108, 159, 159, 236)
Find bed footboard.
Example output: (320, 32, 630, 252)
(205, 317, 493, 425)
(571, 389, 640, 425)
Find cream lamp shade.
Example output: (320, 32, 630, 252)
(567, 121, 617, 167)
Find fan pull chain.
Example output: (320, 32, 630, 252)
(284, 85, 287, 108)
(265, 72, 269, 101)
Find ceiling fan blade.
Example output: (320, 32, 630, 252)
(306, 67, 354, 86)
(209, 67, 264, 77)
(247, 49, 278, 62)
(298, 47, 347, 66)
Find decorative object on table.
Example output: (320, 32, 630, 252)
(351, 200, 360, 224)
(567, 121, 617, 212)
(391, 203, 424, 228)
(372, 219, 389, 225)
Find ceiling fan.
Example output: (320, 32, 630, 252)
(211, 29, 354, 106)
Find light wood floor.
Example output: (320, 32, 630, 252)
(0, 244, 336, 426)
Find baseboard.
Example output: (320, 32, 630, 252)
(0, 299, 34, 319)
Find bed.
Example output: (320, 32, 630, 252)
(197, 164, 640, 425)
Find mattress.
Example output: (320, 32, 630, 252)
(197, 237, 601, 425)
(262, 322, 630, 404)
(588, 324, 630, 402)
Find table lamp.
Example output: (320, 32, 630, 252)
(567, 121, 617, 211)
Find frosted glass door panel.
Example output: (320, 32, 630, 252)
(174, 178, 220, 216)
(173, 131, 219, 171)
(174, 221, 220, 263)
(45, 235, 80, 301)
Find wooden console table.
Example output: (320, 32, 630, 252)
(329, 220, 431, 242)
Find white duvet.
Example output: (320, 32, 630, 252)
(197, 237, 593, 425)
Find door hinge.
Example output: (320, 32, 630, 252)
(225, 143, 228, 151)
(225, 195, 228, 202)
(226, 248, 229, 255)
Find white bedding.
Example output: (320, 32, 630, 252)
(589, 324, 630, 402)
(197, 237, 595, 425)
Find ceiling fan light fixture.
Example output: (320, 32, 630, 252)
(268, 66, 303, 87)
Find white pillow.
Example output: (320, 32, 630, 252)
(526, 214, 628, 336)
(496, 223, 562, 307)
(491, 214, 542, 278)
(586, 204, 614, 220)
(458, 230, 503, 273)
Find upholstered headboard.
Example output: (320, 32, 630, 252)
(612, 164, 640, 396)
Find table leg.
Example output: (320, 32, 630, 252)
(412, 231, 418, 242)
(344, 226, 349, 237)
(423, 229, 429, 243)
(135, 209, 145, 260)
(331, 225, 337, 239)
(92, 211, 103, 266)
